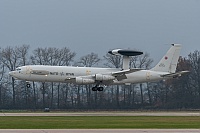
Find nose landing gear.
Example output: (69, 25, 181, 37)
(26, 82, 31, 88)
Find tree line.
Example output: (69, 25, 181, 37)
(0, 45, 199, 110)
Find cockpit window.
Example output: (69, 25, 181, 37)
(16, 68, 21, 71)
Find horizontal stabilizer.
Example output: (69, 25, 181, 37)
(161, 71, 189, 78)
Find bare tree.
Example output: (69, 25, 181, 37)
(78, 52, 100, 67)
(77, 53, 101, 107)
(16, 45, 30, 108)
(55, 47, 76, 108)
(31, 47, 53, 108)
(17, 45, 30, 66)
(104, 53, 122, 68)
(130, 52, 153, 69)
(0, 45, 30, 108)
(157, 56, 191, 109)
(31, 47, 75, 66)
(1, 46, 20, 107)
(0, 66, 4, 107)
(104, 53, 122, 107)
(188, 51, 200, 106)
(0, 50, 5, 107)
(130, 52, 153, 105)
(30, 47, 76, 109)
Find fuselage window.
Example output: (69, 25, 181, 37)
(16, 68, 21, 73)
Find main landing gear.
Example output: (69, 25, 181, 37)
(92, 86, 104, 91)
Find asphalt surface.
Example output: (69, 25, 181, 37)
(0, 111, 200, 116)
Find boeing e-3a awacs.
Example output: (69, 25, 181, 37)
(9, 44, 189, 91)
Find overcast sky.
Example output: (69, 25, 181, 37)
(0, 0, 200, 63)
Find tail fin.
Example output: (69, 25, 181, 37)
(151, 44, 181, 73)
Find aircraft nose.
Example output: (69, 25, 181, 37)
(9, 71, 15, 77)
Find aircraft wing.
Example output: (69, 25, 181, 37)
(160, 71, 190, 78)
(112, 68, 143, 80)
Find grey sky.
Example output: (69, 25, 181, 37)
(0, 0, 200, 63)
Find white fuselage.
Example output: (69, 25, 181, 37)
(9, 65, 168, 85)
(9, 44, 185, 88)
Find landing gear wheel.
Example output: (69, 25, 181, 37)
(26, 83, 31, 88)
(97, 87, 104, 91)
(92, 87, 98, 91)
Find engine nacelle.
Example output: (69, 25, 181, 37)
(95, 74, 115, 81)
(76, 77, 95, 84)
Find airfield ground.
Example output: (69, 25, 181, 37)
(0, 129, 199, 133)
(0, 111, 200, 116)
(0, 111, 199, 133)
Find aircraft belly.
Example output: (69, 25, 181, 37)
(25, 75, 59, 82)
(112, 74, 145, 84)
(126, 72, 147, 83)
(113, 71, 162, 85)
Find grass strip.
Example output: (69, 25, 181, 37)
(0, 116, 200, 129)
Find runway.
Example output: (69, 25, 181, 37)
(0, 111, 200, 116)
(0, 112, 199, 133)
(0, 129, 199, 133)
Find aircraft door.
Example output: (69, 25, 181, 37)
(146, 72, 151, 81)
(25, 66, 31, 77)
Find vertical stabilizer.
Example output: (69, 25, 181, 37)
(151, 44, 181, 73)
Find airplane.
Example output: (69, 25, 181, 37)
(9, 44, 189, 91)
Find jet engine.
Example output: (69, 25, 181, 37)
(95, 74, 115, 81)
(76, 77, 95, 84)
